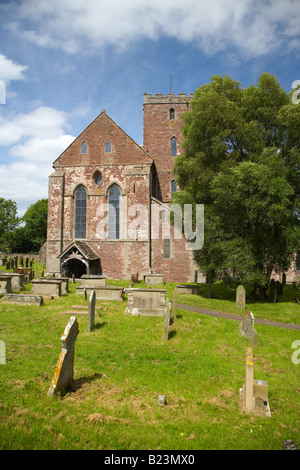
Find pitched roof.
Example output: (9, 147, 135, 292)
(58, 241, 99, 260)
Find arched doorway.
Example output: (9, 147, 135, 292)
(59, 241, 101, 278)
(63, 258, 87, 278)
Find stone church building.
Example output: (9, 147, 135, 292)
(45, 93, 201, 282)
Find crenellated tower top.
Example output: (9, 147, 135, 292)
(143, 93, 193, 104)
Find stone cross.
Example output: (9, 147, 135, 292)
(236, 285, 246, 309)
(88, 290, 96, 332)
(239, 311, 257, 346)
(48, 316, 79, 396)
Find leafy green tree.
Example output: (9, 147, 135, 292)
(174, 73, 300, 298)
(0, 198, 20, 251)
(10, 199, 48, 253)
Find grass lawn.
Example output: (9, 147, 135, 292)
(0, 269, 299, 450)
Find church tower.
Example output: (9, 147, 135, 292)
(143, 93, 193, 202)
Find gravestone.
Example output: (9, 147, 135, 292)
(239, 347, 271, 417)
(158, 395, 167, 406)
(76, 285, 124, 300)
(282, 273, 286, 286)
(2, 293, 44, 306)
(0, 340, 5, 365)
(176, 284, 201, 295)
(125, 288, 171, 317)
(31, 279, 62, 297)
(81, 275, 106, 287)
(164, 308, 170, 341)
(48, 316, 79, 396)
(83, 287, 87, 300)
(239, 311, 257, 346)
(88, 290, 96, 332)
(236, 285, 246, 309)
(0, 275, 13, 294)
(144, 274, 164, 285)
(269, 279, 277, 303)
(276, 280, 283, 296)
(173, 286, 178, 320)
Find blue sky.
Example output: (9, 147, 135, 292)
(0, 0, 300, 215)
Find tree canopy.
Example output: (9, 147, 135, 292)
(0, 198, 20, 251)
(0, 198, 48, 254)
(173, 73, 300, 297)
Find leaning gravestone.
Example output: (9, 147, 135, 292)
(236, 285, 246, 309)
(239, 310, 257, 346)
(88, 290, 96, 332)
(48, 316, 79, 396)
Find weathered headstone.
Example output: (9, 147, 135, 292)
(0, 340, 5, 365)
(2, 293, 44, 306)
(164, 308, 170, 341)
(158, 395, 167, 406)
(236, 285, 246, 309)
(125, 288, 171, 317)
(239, 311, 257, 346)
(282, 272, 286, 286)
(48, 316, 79, 396)
(173, 286, 178, 320)
(0, 275, 13, 294)
(88, 290, 96, 332)
(270, 279, 277, 303)
(276, 280, 283, 296)
(83, 287, 87, 300)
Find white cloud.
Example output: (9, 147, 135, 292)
(0, 53, 27, 83)
(9, 0, 300, 58)
(0, 106, 75, 215)
(0, 106, 72, 146)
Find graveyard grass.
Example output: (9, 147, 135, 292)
(0, 264, 299, 450)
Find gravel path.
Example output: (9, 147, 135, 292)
(175, 303, 300, 330)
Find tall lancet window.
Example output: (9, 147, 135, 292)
(75, 185, 87, 239)
(171, 137, 177, 157)
(108, 184, 121, 239)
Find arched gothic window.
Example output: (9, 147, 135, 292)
(170, 108, 175, 120)
(108, 184, 121, 239)
(171, 137, 177, 157)
(105, 140, 112, 153)
(75, 185, 87, 239)
(81, 141, 87, 154)
(171, 180, 177, 198)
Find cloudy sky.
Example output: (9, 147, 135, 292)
(0, 0, 300, 215)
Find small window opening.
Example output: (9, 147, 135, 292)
(105, 140, 112, 153)
(171, 137, 177, 157)
(81, 142, 87, 154)
(94, 171, 102, 187)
